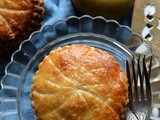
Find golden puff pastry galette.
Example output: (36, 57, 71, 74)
(0, 0, 45, 56)
(30, 44, 128, 120)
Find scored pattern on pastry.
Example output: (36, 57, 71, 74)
(0, 0, 45, 56)
(30, 44, 128, 120)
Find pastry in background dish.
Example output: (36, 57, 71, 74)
(0, 0, 45, 56)
(30, 44, 128, 120)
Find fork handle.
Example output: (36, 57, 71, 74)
(126, 113, 149, 120)
(135, 113, 149, 120)
(126, 115, 145, 120)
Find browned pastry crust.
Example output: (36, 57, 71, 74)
(30, 44, 128, 120)
(0, 0, 45, 56)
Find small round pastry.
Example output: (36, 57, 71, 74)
(30, 44, 128, 120)
(0, 0, 45, 56)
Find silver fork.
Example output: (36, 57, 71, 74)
(126, 56, 152, 120)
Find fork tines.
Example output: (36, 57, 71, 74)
(126, 55, 152, 119)
(126, 55, 152, 101)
